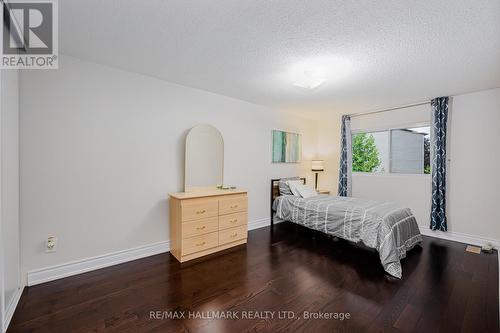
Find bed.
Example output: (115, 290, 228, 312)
(270, 178, 422, 278)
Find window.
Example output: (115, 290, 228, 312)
(352, 126, 430, 174)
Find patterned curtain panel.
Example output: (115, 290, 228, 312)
(430, 97, 449, 231)
(338, 115, 352, 196)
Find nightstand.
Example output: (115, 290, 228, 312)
(317, 190, 330, 195)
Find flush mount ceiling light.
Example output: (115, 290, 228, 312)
(293, 71, 327, 90)
(289, 56, 351, 90)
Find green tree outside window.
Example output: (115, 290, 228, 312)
(352, 133, 381, 172)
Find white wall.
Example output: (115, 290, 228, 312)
(19, 55, 318, 274)
(0, 70, 3, 333)
(316, 117, 341, 194)
(447, 88, 500, 240)
(1, 69, 21, 332)
(352, 173, 431, 228)
(350, 104, 432, 228)
(350, 104, 431, 132)
(318, 90, 500, 243)
(17, 53, 500, 282)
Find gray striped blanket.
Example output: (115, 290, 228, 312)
(273, 195, 422, 278)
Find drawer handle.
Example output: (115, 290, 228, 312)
(196, 241, 206, 246)
(230, 205, 238, 209)
(230, 232, 238, 238)
(230, 219, 238, 223)
(196, 226, 206, 230)
(196, 209, 206, 214)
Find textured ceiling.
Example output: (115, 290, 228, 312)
(60, 0, 500, 118)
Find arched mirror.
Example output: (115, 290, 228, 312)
(185, 124, 224, 191)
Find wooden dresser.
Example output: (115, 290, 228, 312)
(169, 188, 248, 262)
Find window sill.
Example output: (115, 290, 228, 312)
(352, 172, 431, 177)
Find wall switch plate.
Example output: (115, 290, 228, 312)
(46, 236, 57, 253)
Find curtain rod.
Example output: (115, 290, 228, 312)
(348, 101, 431, 118)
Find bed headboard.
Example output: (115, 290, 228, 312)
(270, 177, 306, 225)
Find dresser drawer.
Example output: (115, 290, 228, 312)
(181, 198, 218, 221)
(182, 216, 218, 239)
(219, 195, 247, 215)
(219, 225, 247, 245)
(219, 212, 247, 230)
(182, 231, 218, 256)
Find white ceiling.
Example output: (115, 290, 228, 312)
(60, 0, 500, 118)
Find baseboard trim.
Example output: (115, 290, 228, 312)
(248, 217, 285, 231)
(248, 217, 270, 230)
(27, 218, 279, 287)
(27, 241, 171, 286)
(419, 225, 500, 248)
(4, 285, 24, 332)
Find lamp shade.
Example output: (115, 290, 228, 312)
(311, 160, 325, 171)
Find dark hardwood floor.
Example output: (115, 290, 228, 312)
(8, 222, 499, 333)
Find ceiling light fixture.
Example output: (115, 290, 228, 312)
(289, 56, 351, 90)
(293, 71, 326, 90)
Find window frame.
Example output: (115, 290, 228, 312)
(351, 122, 431, 177)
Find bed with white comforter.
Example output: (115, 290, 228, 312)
(273, 194, 422, 278)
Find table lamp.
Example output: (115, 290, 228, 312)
(311, 160, 324, 190)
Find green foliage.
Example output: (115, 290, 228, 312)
(352, 133, 381, 172)
(424, 137, 431, 174)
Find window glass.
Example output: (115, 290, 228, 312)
(352, 126, 430, 174)
(352, 131, 389, 173)
(391, 127, 430, 174)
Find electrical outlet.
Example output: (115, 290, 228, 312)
(46, 236, 57, 253)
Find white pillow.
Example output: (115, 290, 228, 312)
(295, 184, 318, 198)
(286, 180, 303, 196)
